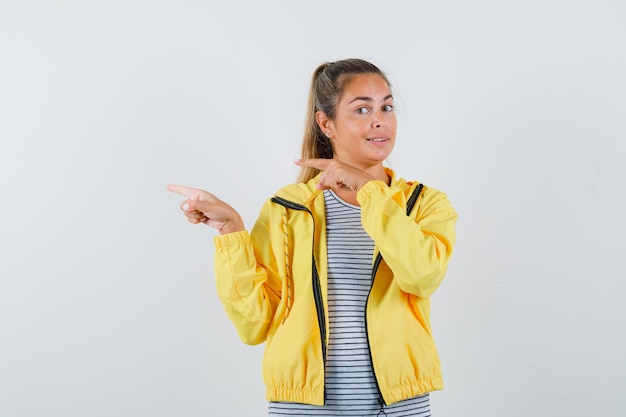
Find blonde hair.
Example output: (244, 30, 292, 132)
(297, 59, 390, 183)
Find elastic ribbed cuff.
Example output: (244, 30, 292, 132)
(356, 180, 388, 205)
(213, 230, 250, 250)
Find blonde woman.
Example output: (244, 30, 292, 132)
(169, 59, 457, 416)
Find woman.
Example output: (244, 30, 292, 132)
(168, 59, 457, 416)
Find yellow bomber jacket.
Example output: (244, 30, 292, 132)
(213, 168, 457, 406)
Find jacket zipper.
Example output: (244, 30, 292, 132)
(270, 196, 328, 367)
(366, 252, 386, 408)
(405, 183, 424, 216)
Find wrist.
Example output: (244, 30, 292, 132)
(219, 217, 245, 235)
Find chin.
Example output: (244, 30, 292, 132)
(370, 150, 394, 162)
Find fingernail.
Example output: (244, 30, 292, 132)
(183, 203, 190, 211)
(293, 158, 302, 164)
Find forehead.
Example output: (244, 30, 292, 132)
(340, 74, 392, 102)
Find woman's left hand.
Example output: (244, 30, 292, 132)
(295, 159, 376, 192)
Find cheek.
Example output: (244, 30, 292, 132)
(389, 118, 398, 135)
(341, 124, 364, 139)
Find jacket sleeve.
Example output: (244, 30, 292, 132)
(213, 200, 282, 345)
(357, 180, 457, 299)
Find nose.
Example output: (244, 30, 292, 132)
(371, 110, 385, 129)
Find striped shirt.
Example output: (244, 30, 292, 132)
(268, 190, 431, 417)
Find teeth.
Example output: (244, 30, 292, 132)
(369, 138, 386, 142)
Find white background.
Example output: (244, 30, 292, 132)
(1, 1, 625, 416)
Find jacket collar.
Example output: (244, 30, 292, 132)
(273, 166, 409, 208)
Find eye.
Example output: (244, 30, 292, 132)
(382, 104, 394, 112)
(356, 107, 370, 114)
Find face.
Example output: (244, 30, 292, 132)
(317, 73, 397, 171)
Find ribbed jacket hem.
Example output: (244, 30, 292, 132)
(382, 376, 444, 405)
(267, 387, 325, 406)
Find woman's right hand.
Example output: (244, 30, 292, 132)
(167, 184, 245, 234)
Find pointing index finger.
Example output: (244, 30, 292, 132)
(167, 184, 198, 198)
(295, 158, 331, 171)
(167, 184, 220, 202)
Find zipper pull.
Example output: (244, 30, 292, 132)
(377, 398, 387, 416)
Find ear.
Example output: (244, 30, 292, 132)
(315, 111, 334, 139)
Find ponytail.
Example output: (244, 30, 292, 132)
(297, 63, 334, 183)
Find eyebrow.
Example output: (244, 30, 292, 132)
(348, 94, 393, 104)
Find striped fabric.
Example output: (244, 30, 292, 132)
(268, 190, 431, 417)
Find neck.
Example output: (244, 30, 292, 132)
(335, 157, 389, 184)
(369, 165, 390, 185)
